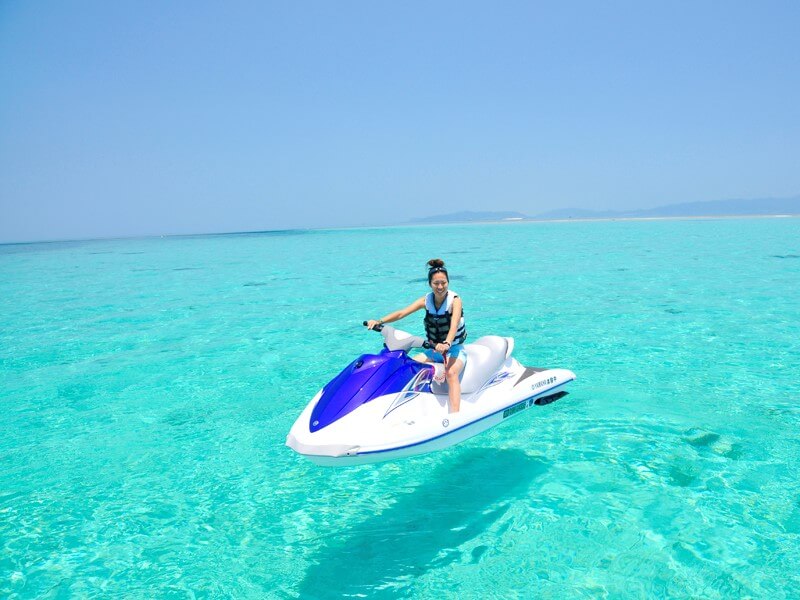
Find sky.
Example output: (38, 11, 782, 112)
(1, 1, 799, 243)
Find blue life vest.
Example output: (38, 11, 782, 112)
(423, 290, 467, 345)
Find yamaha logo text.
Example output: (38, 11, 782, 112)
(531, 376, 557, 390)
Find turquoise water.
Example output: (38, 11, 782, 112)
(2, 218, 799, 598)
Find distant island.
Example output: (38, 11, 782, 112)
(409, 195, 800, 224)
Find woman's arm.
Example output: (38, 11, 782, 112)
(366, 296, 426, 329)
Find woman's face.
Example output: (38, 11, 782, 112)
(430, 273, 449, 295)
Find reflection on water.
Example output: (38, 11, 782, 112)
(299, 449, 546, 599)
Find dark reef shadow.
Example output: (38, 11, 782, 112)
(297, 448, 546, 599)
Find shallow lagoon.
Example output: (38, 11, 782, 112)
(2, 218, 799, 597)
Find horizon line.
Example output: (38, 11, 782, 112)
(2, 212, 799, 247)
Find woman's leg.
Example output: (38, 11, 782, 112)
(444, 356, 464, 413)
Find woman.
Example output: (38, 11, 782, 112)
(366, 258, 467, 413)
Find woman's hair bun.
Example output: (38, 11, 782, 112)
(427, 258, 445, 269)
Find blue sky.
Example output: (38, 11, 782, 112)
(1, 1, 799, 242)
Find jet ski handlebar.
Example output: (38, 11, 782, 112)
(363, 320, 384, 332)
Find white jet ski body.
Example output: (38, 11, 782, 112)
(286, 326, 575, 466)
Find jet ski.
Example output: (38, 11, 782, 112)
(286, 324, 576, 466)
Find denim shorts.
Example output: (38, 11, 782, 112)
(422, 343, 467, 365)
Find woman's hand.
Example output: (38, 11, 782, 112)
(366, 319, 382, 330)
(435, 341, 451, 354)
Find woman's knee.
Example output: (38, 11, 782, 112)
(446, 363, 462, 382)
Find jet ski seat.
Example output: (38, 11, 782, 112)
(432, 335, 512, 395)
